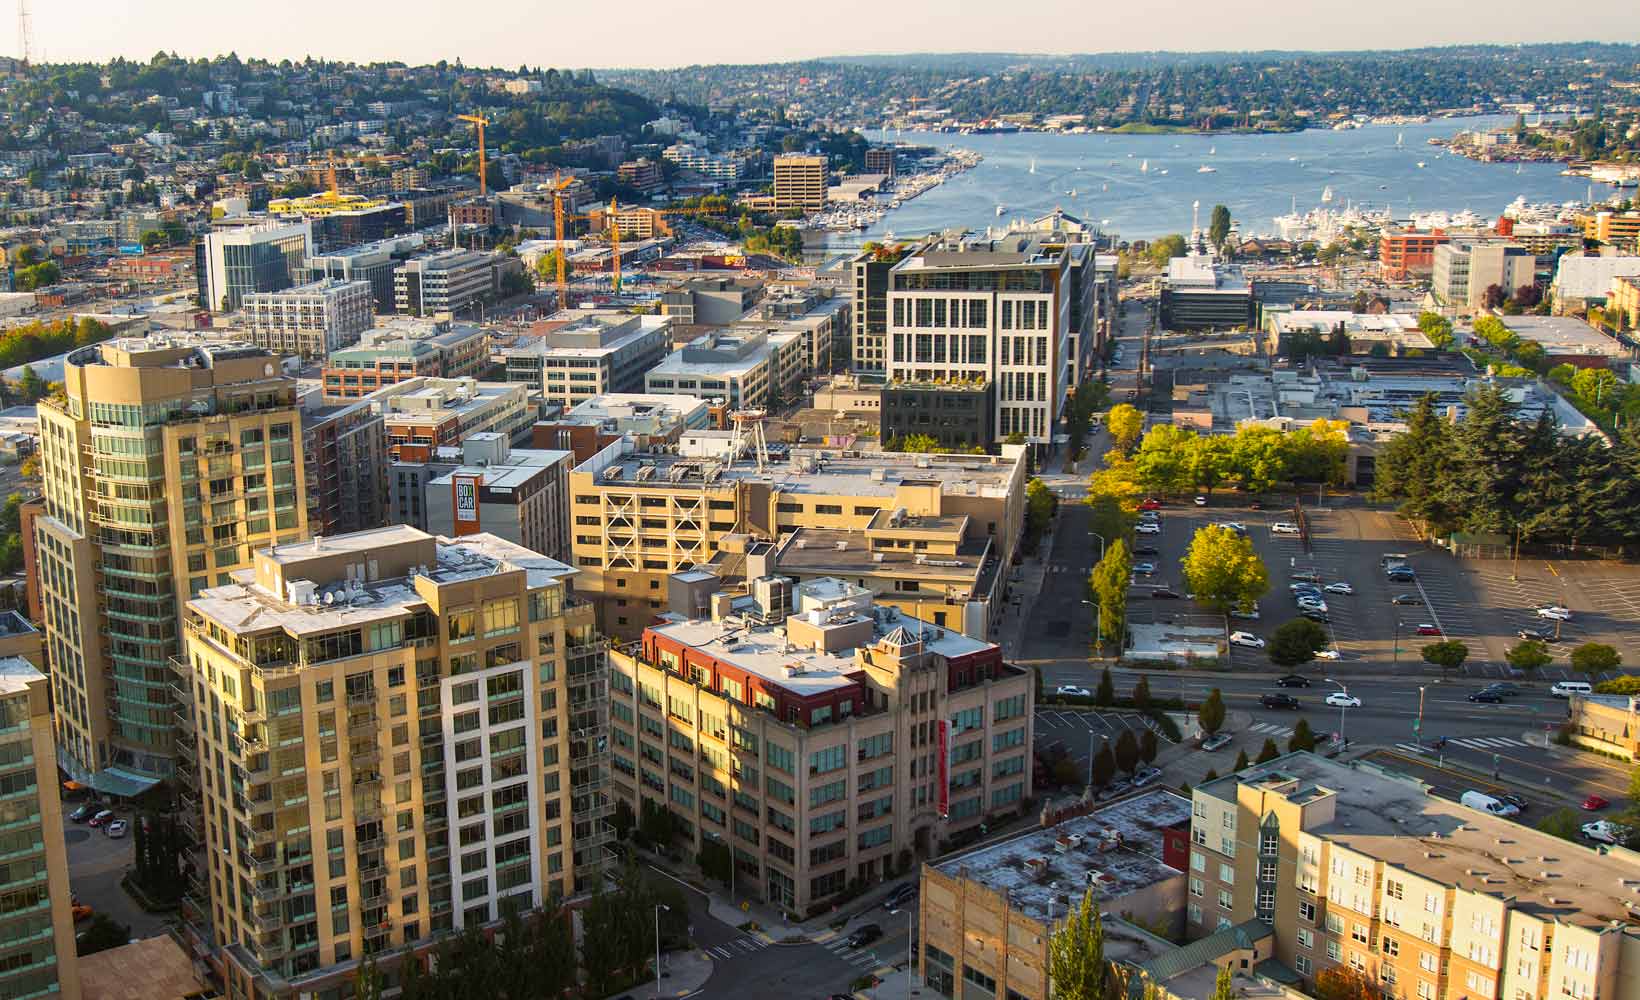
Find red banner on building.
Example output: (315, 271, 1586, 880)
(937, 719, 949, 818)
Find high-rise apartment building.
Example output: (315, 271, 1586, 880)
(773, 153, 827, 213)
(197, 221, 315, 313)
(850, 249, 898, 372)
(173, 527, 608, 997)
(886, 236, 1097, 444)
(569, 439, 1025, 638)
(0, 657, 82, 1000)
(34, 336, 309, 789)
(243, 278, 374, 359)
(608, 577, 1032, 916)
(300, 389, 390, 537)
(1187, 752, 1640, 997)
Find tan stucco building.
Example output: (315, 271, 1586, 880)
(34, 336, 310, 792)
(1566, 693, 1640, 760)
(172, 526, 606, 997)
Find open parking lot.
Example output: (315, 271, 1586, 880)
(1118, 496, 1640, 680)
(1032, 707, 1172, 765)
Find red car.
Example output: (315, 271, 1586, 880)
(1582, 795, 1610, 811)
(1415, 624, 1442, 636)
(1138, 498, 1163, 511)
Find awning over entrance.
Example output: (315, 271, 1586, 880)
(88, 767, 162, 799)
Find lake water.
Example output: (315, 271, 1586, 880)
(832, 116, 1600, 246)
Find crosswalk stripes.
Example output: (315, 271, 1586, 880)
(1248, 722, 1294, 738)
(1393, 743, 1425, 754)
(1448, 736, 1529, 750)
(822, 936, 884, 968)
(706, 936, 771, 960)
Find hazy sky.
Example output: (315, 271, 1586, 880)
(26, 0, 1640, 69)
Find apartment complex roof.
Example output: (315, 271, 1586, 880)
(1199, 753, 1640, 930)
(933, 790, 1192, 922)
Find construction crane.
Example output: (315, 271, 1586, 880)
(545, 181, 729, 307)
(456, 113, 493, 197)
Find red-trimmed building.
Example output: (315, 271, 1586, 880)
(607, 576, 1034, 917)
(1379, 229, 1451, 279)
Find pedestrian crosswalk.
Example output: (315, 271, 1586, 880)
(1391, 736, 1532, 754)
(705, 936, 771, 960)
(1248, 721, 1293, 739)
(822, 935, 885, 968)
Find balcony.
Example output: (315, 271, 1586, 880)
(245, 853, 281, 877)
(354, 833, 386, 853)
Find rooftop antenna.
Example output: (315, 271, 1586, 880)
(16, 0, 31, 68)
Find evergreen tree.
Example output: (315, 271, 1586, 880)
(1049, 890, 1111, 1000)
(1139, 729, 1158, 765)
(1288, 718, 1318, 753)
(1130, 675, 1151, 711)
(1094, 666, 1115, 707)
(1114, 729, 1139, 775)
(1256, 738, 1281, 764)
(1091, 742, 1117, 790)
(1198, 688, 1226, 735)
(1232, 748, 1250, 771)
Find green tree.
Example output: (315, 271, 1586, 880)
(1255, 738, 1281, 764)
(1208, 204, 1231, 249)
(1505, 640, 1553, 684)
(1114, 728, 1139, 775)
(896, 433, 941, 453)
(1269, 618, 1328, 668)
(1180, 525, 1269, 615)
(1232, 748, 1250, 771)
(1288, 718, 1317, 753)
(698, 836, 732, 886)
(1536, 807, 1583, 842)
(1094, 666, 1115, 707)
(1139, 728, 1158, 765)
(1315, 966, 1380, 1000)
(1421, 639, 1469, 677)
(1145, 234, 1187, 268)
(1130, 675, 1151, 712)
(1570, 642, 1622, 679)
(1106, 403, 1145, 452)
(1210, 964, 1237, 1000)
(1049, 890, 1116, 1000)
(1091, 741, 1116, 790)
(1090, 539, 1133, 649)
(16, 365, 44, 401)
(1198, 688, 1226, 736)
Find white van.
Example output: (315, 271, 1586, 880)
(1550, 681, 1592, 699)
(1461, 790, 1519, 817)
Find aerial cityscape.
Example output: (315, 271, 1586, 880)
(2, 7, 1640, 1000)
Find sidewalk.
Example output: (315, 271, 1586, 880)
(855, 964, 927, 999)
(602, 949, 714, 1000)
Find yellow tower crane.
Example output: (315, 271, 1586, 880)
(456, 113, 493, 196)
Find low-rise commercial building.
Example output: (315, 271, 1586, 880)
(608, 577, 1034, 916)
(1162, 255, 1254, 330)
(321, 319, 489, 401)
(422, 439, 575, 562)
(1550, 255, 1640, 315)
(1610, 275, 1640, 331)
(173, 527, 608, 997)
(1431, 241, 1534, 311)
(1580, 209, 1640, 249)
(919, 791, 1193, 999)
(879, 379, 996, 451)
(1379, 230, 1452, 279)
(660, 277, 765, 329)
(645, 330, 784, 409)
(531, 393, 710, 462)
(243, 277, 374, 359)
(500, 311, 672, 411)
(1262, 310, 1435, 357)
(394, 250, 512, 317)
(1566, 692, 1640, 759)
(377, 377, 536, 461)
(1491, 315, 1628, 369)
(1185, 752, 1640, 998)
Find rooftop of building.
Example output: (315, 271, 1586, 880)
(245, 277, 369, 301)
(576, 437, 1021, 499)
(401, 248, 495, 271)
(933, 790, 1192, 922)
(376, 377, 522, 423)
(68, 334, 278, 370)
(649, 331, 774, 376)
(427, 450, 573, 492)
(501, 310, 670, 358)
(0, 609, 38, 638)
(563, 393, 709, 425)
(647, 580, 995, 696)
(893, 234, 1064, 272)
(0, 655, 43, 696)
(76, 934, 211, 1000)
(192, 527, 577, 638)
(773, 526, 997, 590)
(1166, 254, 1250, 294)
(331, 319, 485, 359)
(1198, 752, 1640, 930)
(1493, 315, 1628, 357)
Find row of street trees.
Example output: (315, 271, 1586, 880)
(1095, 419, 1349, 501)
(1372, 388, 1640, 551)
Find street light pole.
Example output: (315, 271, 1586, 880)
(1416, 686, 1426, 749)
(1089, 531, 1106, 562)
(655, 903, 669, 1000)
(1325, 678, 1348, 749)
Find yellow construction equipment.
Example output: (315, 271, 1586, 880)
(456, 113, 493, 196)
(545, 181, 730, 306)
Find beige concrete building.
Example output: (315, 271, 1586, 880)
(919, 790, 1196, 1000)
(35, 336, 309, 792)
(0, 656, 82, 1000)
(173, 526, 607, 997)
(1566, 693, 1640, 760)
(608, 578, 1032, 917)
(773, 154, 827, 214)
(570, 438, 1026, 638)
(1187, 752, 1640, 1000)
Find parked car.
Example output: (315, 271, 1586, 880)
(1193, 496, 1209, 506)
(1300, 609, 1330, 623)
(1386, 566, 1416, 582)
(1131, 767, 1164, 788)
(882, 884, 917, 912)
(1217, 522, 1248, 535)
(1497, 793, 1529, 814)
(1138, 511, 1161, 523)
(1296, 597, 1328, 614)
(1139, 498, 1163, 511)
(1290, 583, 1323, 594)
(1201, 733, 1234, 752)
(105, 819, 129, 838)
(1323, 583, 1354, 595)
(1275, 674, 1312, 688)
(68, 802, 97, 823)
(1391, 594, 1423, 605)
(847, 924, 883, 948)
(1133, 545, 1161, 557)
(1226, 630, 1263, 649)
(1582, 820, 1628, 844)
(1535, 605, 1573, 622)
(1290, 570, 1322, 583)
(1315, 649, 1341, 660)
(1468, 691, 1503, 703)
(1415, 624, 1442, 636)
(1325, 692, 1362, 709)
(1136, 522, 1161, 535)
(1151, 587, 1182, 599)
(1229, 606, 1260, 621)
(1583, 794, 1610, 811)
(1261, 694, 1301, 710)
(1517, 627, 1552, 641)
(1271, 522, 1301, 535)
(1133, 562, 1157, 576)
(1056, 685, 1091, 698)
(87, 810, 114, 828)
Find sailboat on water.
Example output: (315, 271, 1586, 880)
(1029, 159, 1037, 174)
(1140, 159, 1149, 173)
(1321, 185, 1334, 203)
(1396, 132, 1404, 148)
